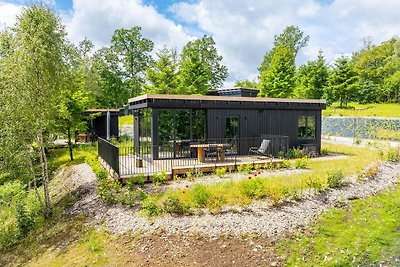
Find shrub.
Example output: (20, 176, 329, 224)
(282, 160, 291, 169)
(266, 185, 285, 206)
(237, 164, 245, 173)
(305, 176, 325, 193)
(15, 202, 35, 237)
(240, 178, 265, 199)
(0, 181, 26, 207)
(215, 167, 227, 178)
(162, 196, 190, 215)
(245, 163, 253, 174)
(380, 146, 400, 162)
(277, 150, 285, 159)
(254, 164, 262, 171)
(191, 185, 211, 208)
(294, 157, 309, 169)
(127, 174, 146, 190)
(358, 163, 380, 181)
(288, 148, 304, 159)
(152, 171, 167, 184)
(274, 163, 282, 170)
(97, 178, 122, 204)
(326, 169, 345, 188)
(142, 197, 162, 217)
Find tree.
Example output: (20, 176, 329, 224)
(234, 78, 259, 88)
(92, 47, 126, 108)
(259, 45, 296, 97)
(178, 35, 228, 95)
(259, 25, 309, 73)
(327, 56, 358, 107)
(2, 5, 68, 217)
(259, 26, 309, 97)
(295, 51, 329, 99)
(57, 42, 93, 161)
(111, 26, 154, 97)
(144, 47, 180, 94)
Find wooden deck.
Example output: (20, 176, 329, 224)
(119, 154, 283, 181)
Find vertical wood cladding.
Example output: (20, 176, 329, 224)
(207, 108, 322, 153)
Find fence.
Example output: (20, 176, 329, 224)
(117, 136, 290, 177)
(98, 137, 120, 176)
(322, 117, 400, 140)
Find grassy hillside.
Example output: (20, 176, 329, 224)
(323, 102, 400, 118)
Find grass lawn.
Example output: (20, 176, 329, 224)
(323, 102, 400, 118)
(119, 115, 133, 126)
(141, 143, 381, 215)
(279, 181, 400, 266)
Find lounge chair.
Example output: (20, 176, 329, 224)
(249, 139, 271, 157)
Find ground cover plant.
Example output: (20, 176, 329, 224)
(279, 180, 400, 266)
(323, 102, 400, 118)
(140, 143, 381, 216)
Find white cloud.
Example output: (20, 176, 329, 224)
(0, 1, 24, 30)
(65, 0, 192, 52)
(170, 0, 400, 83)
(1, 0, 400, 86)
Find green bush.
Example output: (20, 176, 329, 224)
(0, 181, 26, 207)
(142, 197, 162, 217)
(294, 157, 309, 169)
(288, 148, 304, 159)
(237, 164, 245, 173)
(126, 174, 146, 190)
(326, 169, 345, 188)
(152, 171, 167, 184)
(162, 196, 190, 215)
(191, 184, 211, 208)
(15, 202, 35, 237)
(215, 167, 227, 178)
(245, 163, 253, 174)
(305, 177, 325, 193)
(240, 178, 265, 199)
(380, 146, 400, 162)
(282, 160, 291, 169)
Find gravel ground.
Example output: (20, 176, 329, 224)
(64, 158, 400, 238)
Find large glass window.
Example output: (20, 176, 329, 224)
(298, 115, 316, 139)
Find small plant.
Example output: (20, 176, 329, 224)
(380, 146, 400, 162)
(266, 185, 284, 206)
(136, 187, 147, 200)
(245, 163, 253, 174)
(126, 173, 146, 190)
(237, 164, 245, 173)
(288, 148, 304, 159)
(358, 163, 380, 181)
(142, 197, 162, 217)
(191, 184, 211, 208)
(277, 150, 285, 159)
(274, 163, 282, 170)
(326, 169, 345, 188)
(294, 157, 309, 169)
(282, 159, 291, 169)
(152, 171, 167, 184)
(186, 171, 193, 181)
(254, 164, 262, 171)
(15, 202, 35, 237)
(162, 196, 190, 215)
(173, 174, 181, 181)
(240, 178, 265, 199)
(305, 176, 325, 193)
(215, 167, 227, 178)
(264, 162, 273, 170)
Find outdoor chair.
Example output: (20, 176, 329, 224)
(225, 137, 238, 156)
(249, 139, 271, 157)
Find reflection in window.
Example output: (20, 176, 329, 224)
(298, 115, 316, 139)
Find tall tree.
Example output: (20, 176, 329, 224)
(295, 51, 329, 99)
(234, 78, 259, 88)
(144, 47, 179, 94)
(111, 26, 154, 97)
(259, 26, 309, 97)
(327, 56, 358, 107)
(259, 25, 309, 73)
(259, 46, 296, 97)
(3, 5, 68, 217)
(178, 35, 228, 95)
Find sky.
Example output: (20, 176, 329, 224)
(0, 0, 399, 86)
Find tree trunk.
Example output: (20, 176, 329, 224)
(37, 112, 52, 218)
(67, 126, 74, 161)
(29, 159, 45, 211)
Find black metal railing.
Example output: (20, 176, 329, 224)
(116, 136, 290, 177)
(98, 137, 120, 175)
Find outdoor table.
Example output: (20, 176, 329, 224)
(190, 143, 231, 163)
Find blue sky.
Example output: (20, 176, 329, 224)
(1, 0, 399, 85)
